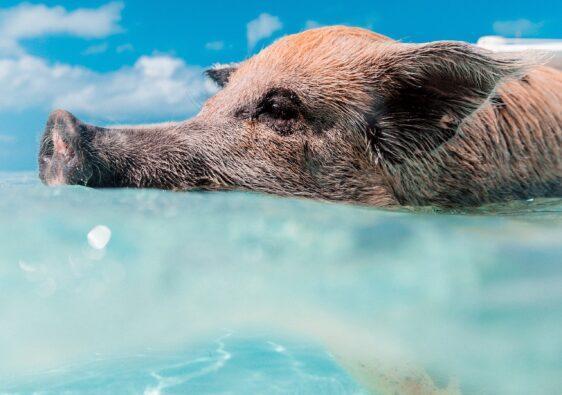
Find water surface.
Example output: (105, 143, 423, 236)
(1, 172, 561, 394)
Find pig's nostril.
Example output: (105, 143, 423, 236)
(52, 131, 69, 156)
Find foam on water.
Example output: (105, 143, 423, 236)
(0, 172, 561, 394)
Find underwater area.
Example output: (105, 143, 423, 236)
(0, 172, 561, 394)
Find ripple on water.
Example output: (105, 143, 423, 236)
(2, 335, 367, 395)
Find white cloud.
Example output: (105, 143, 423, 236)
(0, 54, 217, 122)
(205, 41, 225, 51)
(0, 2, 123, 54)
(116, 43, 134, 53)
(83, 42, 109, 56)
(304, 20, 322, 30)
(56, 56, 218, 121)
(0, 3, 216, 123)
(493, 19, 543, 38)
(247, 13, 282, 50)
(0, 135, 15, 143)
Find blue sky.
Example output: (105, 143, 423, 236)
(0, 0, 561, 170)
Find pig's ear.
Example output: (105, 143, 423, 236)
(368, 41, 527, 163)
(205, 64, 237, 88)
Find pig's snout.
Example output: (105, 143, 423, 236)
(39, 109, 94, 186)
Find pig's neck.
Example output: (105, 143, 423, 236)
(386, 66, 562, 207)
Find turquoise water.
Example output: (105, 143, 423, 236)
(1, 172, 561, 394)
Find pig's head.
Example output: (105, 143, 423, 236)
(39, 26, 523, 206)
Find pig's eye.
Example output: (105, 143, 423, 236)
(255, 89, 302, 133)
(260, 96, 299, 120)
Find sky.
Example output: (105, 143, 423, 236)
(0, 0, 561, 170)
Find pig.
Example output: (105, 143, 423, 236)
(39, 26, 562, 207)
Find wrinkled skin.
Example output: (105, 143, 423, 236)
(39, 26, 562, 207)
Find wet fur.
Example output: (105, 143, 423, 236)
(39, 26, 561, 207)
